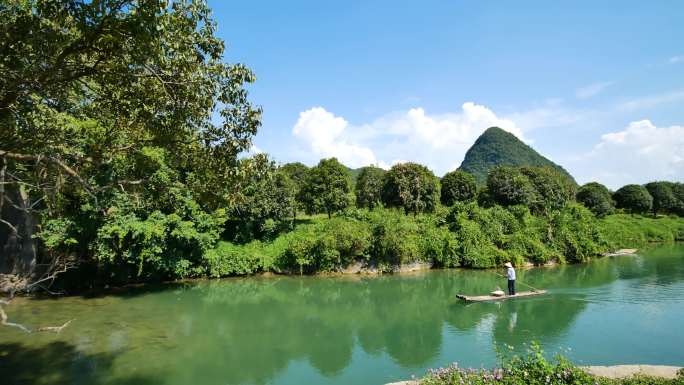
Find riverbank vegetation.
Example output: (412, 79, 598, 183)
(420, 345, 684, 385)
(2, 0, 684, 292)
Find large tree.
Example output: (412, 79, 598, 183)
(520, 166, 577, 213)
(672, 183, 684, 216)
(382, 162, 439, 216)
(613, 184, 653, 215)
(576, 182, 614, 217)
(644, 181, 679, 216)
(279, 162, 309, 223)
(486, 166, 538, 207)
(0, 1, 261, 284)
(355, 166, 386, 209)
(228, 154, 295, 240)
(300, 158, 352, 218)
(440, 170, 477, 206)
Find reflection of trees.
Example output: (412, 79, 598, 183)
(0, 342, 157, 385)
(491, 295, 587, 347)
(6, 247, 682, 385)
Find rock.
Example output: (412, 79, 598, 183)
(584, 365, 682, 379)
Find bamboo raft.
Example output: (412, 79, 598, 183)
(456, 290, 547, 302)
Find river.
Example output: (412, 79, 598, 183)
(1, 244, 683, 385)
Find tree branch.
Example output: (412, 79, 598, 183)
(1, 299, 74, 334)
(1, 150, 98, 207)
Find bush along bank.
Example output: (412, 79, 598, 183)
(189, 204, 684, 279)
(418, 344, 684, 385)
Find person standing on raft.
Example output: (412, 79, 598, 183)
(504, 262, 516, 295)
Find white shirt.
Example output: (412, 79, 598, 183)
(507, 267, 516, 280)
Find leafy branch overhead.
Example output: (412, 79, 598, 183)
(1, 0, 261, 282)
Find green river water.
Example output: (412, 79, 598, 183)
(2, 244, 684, 385)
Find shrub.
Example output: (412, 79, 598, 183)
(275, 217, 371, 273)
(369, 210, 422, 267)
(419, 343, 684, 385)
(94, 193, 225, 281)
(203, 241, 263, 277)
(547, 204, 605, 263)
(420, 225, 459, 268)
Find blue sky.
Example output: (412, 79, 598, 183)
(209, 0, 683, 188)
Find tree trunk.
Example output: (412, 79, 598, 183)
(1, 185, 38, 278)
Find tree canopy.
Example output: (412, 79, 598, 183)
(382, 163, 439, 215)
(0, 0, 261, 280)
(576, 182, 614, 217)
(355, 166, 386, 209)
(486, 166, 575, 214)
(613, 185, 653, 214)
(644, 182, 680, 216)
(300, 158, 352, 218)
(440, 170, 477, 206)
(486, 166, 538, 207)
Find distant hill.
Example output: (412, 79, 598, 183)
(459, 127, 575, 184)
(344, 166, 362, 182)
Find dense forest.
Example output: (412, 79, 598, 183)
(1, 1, 684, 292)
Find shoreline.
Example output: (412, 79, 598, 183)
(0, 247, 644, 297)
(386, 365, 684, 384)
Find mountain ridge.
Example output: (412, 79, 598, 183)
(458, 127, 576, 184)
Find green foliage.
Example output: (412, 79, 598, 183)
(1, 0, 260, 280)
(228, 154, 295, 241)
(440, 170, 477, 206)
(520, 166, 577, 213)
(419, 222, 459, 268)
(614, 184, 653, 214)
(420, 343, 684, 385)
(355, 166, 386, 209)
(300, 158, 353, 218)
(95, 192, 226, 281)
(645, 181, 680, 216)
(547, 204, 605, 263)
(486, 166, 576, 214)
(265, 217, 373, 274)
(203, 241, 264, 277)
(280, 162, 309, 217)
(577, 182, 614, 217)
(279, 162, 309, 186)
(598, 214, 684, 249)
(382, 162, 439, 215)
(672, 183, 684, 216)
(459, 127, 575, 185)
(486, 166, 538, 207)
(369, 209, 422, 267)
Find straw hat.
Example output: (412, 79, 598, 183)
(504, 262, 513, 268)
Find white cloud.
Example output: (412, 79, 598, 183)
(291, 102, 526, 175)
(669, 55, 684, 64)
(292, 107, 378, 168)
(570, 120, 684, 189)
(575, 82, 612, 99)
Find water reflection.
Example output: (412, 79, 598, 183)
(1, 245, 683, 385)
